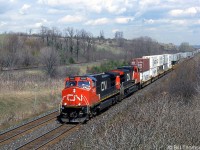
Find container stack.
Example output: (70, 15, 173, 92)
(131, 58, 150, 83)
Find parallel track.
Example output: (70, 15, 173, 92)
(17, 124, 80, 150)
(0, 111, 58, 146)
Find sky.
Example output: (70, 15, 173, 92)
(0, 0, 200, 45)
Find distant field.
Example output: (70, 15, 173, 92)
(96, 43, 122, 55)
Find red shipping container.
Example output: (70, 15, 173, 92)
(131, 58, 150, 72)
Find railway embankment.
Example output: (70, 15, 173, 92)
(51, 55, 200, 149)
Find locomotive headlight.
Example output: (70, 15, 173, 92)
(64, 103, 67, 106)
(79, 111, 83, 117)
(73, 88, 76, 93)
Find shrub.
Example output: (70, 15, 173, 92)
(69, 57, 75, 64)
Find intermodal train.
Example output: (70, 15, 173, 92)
(57, 50, 200, 123)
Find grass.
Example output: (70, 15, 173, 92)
(0, 61, 104, 130)
(0, 69, 63, 130)
(96, 43, 122, 55)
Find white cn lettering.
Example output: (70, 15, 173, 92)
(101, 81, 107, 91)
(127, 73, 130, 81)
(67, 94, 84, 102)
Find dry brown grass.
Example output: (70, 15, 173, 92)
(0, 69, 63, 130)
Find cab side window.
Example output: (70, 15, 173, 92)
(92, 80, 96, 87)
(66, 81, 77, 88)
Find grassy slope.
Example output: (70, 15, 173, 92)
(0, 69, 62, 129)
(0, 59, 107, 130)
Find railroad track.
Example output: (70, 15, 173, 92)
(17, 124, 80, 150)
(0, 111, 58, 147)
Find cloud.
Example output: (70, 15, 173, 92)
(112, 29, 120, 33)
(34, 19, 48, 28)
(19, 4, 31, 15)
(0, 21, 7, 27)
(58, 15, 85, 23)
(37, 0, 133, 14)
(169, 7, 200, 17)
(85, 18, 110, 26)
(143, 19, 155, 24)
(139, 0, 160, 8)
(115, 17, 134, 24)
(85, 17, 135, 26)
(47, 9, 65, 14)
(144, 18, 188, 26)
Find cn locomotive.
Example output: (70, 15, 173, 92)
(57, 50, 200, 123)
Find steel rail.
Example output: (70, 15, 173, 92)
(0, 111, 58, 146)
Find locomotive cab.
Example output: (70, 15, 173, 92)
(118, 66, 140, 84)
(58, 73, 119, 123)
(58, 76, 99, 123)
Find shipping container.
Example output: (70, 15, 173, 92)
(150, 67, 157, 77)
(171, 53, 179, 65)
(131, 58, 150, 72)
(156, 55, 164, 66)
(172, 53, 178, 61)
(164, 54, 172, 68)
(140, 70, 150, 83)
(163, 54, 169, 64)
(142, 55, 158, 68)
(179, 52, 186, 59)
(163, 63, 168, 71)
(157, 66, 164, 74)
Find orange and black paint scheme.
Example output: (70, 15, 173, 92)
(57, 66, 140, 123)
(57, 51, 195, 123)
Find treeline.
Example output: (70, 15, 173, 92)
(0, 27, 195, 77)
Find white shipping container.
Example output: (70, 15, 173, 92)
(172, 54, 178, 61)
(177, 53, 182, 60)
(179, 52, 186, 59)
(150, 67, 158, 77)
(142, 55, 158, 68)
(187, 52, 193, 57)
(140, 70, 150, 83)
(163, 63, 168, 71)
(157, 55, 164, 66)
(163, 54, 169, 64)
(167, 54, 172, 68)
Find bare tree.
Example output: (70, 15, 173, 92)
(75, 30, 81, 61)
(115, 31, 124, 47)
(79, 29, 88, 55)
(85, 32, 93, 62)
(40, 47, 60, 77)
(40, 26, 48, 43)
(19, 47, 34, 67)
(2, 34, 21, 68)
(179, 42, 194, 52)
(99, 30, 105, 43)
(66, 27, 74, 55)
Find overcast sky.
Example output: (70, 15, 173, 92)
(0, 0, 199, 45)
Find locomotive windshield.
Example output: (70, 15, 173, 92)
(78, 81, 90, 88)
(66, 81, 77, 88)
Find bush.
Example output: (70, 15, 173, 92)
(40, 47, 60, 78)
(168, 59, 197, 103)
(87, 60, 128, 74)
(69, 57, 75, 64)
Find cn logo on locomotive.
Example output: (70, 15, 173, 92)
(101, 81, 107, 91)
(66, 94, 87, 102)
(126, 73, 130, 81)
